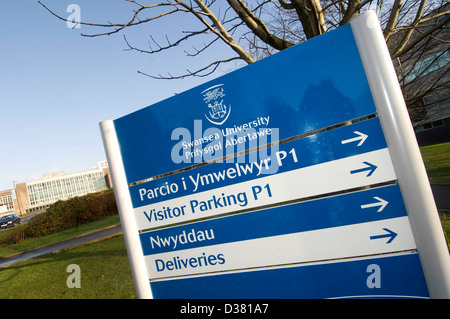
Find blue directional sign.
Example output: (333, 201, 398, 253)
(113, 23, 376, 185)
(139, 184, 407, 256)
(151, 253, 428, 299)
(100, 11, 449, 299)
(129, 117, 388, 209)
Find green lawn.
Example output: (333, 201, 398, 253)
(440, 211, 450, 252)
(0, 234, 135, 299)
(420, 142, 450, 184)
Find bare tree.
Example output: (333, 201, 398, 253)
(38, 0, 449, 122)
(388, 2, 449, 124)
(38, 0, 448, 76)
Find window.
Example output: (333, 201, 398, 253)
(402, 51, 450, 84)
(0, 195, 14, 211)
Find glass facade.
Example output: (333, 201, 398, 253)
(402, 51, 450, 84)
(25, 169, 107, 212)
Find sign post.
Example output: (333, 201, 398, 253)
(99, 120, 153, 299)
(351, 12, 450, 298)
(100, 11, 450, 299)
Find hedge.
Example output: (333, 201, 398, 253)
(0, 190, 118, 245)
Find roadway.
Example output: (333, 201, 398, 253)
(0, 225, 122, 268)
(431, 184, 450, 212)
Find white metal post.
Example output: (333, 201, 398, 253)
(99, 120, 153, 299)
(350, 11, 450, 298)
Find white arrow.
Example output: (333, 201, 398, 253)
(361, 196, 389, 212)
(341, 131, 368, 147)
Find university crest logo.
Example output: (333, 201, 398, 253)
(202, 84, 231, 125)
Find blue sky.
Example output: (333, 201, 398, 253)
(0, 1, 240, 191)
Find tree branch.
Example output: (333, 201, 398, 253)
(137, 56, 241, 79)
(227, 0, 294, 50)
(383, 0, 404, 41)
(339, 0, 361, 26)
(284, 0, 327, 38)
(393, 13, 450, 58)
(188, 0, 255, 63)
(123, 27, 208, 54)
(38, 1, 182, 37)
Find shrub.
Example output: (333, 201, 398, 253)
(0, 191, 118, 245)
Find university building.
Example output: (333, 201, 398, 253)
(6, 162, 111, 216)
(391, 3, 450, 146)
(0, 190, 16, 215)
